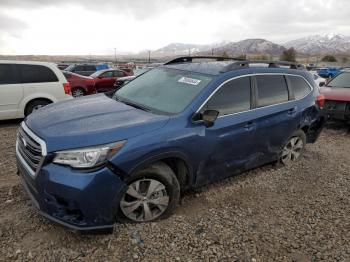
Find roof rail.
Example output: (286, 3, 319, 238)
(164, 56, 244, 65)
(221, 60, 305, 72)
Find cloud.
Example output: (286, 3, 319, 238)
(0, 0, 349, 54)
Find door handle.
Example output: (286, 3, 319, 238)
(244, 121, 255, 131)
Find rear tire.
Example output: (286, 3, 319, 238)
(24, 99, 51, 116)
(280, 130, 306, 166)
(116, 162, 180, 223)
(72, 88, 86, 97)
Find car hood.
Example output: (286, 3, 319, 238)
(320, 87, 350, 101)
(25, 94, 170, 153)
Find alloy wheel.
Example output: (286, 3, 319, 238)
(72, 89, 84, 97)
(120, 178, 169, 222)
(281, 136, 304, 165)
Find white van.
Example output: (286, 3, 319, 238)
(0, 61, 72, 120)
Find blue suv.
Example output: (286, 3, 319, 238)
(16, 57, 325, 232)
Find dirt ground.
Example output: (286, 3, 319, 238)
(0, 120, 349, 261)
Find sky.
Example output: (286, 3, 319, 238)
(0, 0, 349, 55)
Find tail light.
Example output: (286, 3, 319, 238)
(63, 83, 71, 95)
(316, 94, 325, 109)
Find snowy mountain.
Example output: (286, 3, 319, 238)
(284, 34, 350, 54)
(152, 43, 209, 56)
(199, 39, 286, 56)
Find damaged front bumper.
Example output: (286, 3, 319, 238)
(16, 157, 127, 232)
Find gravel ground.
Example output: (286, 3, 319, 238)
(0, 120, 349, 261)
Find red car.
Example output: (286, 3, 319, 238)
(90, 69, 131, 93)
(63, 71, 96, 97)
(320, 72, 350, 122)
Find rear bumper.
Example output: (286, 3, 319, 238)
(324, 101, 350, 121)
(17, 156, 127, 232)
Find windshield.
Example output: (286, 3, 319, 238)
(114, 68, 213, 114)
(327, 72, 350, 88)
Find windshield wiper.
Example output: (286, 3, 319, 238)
(115, 95, 151, 112)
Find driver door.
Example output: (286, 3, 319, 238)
(95, 71, 115, 93)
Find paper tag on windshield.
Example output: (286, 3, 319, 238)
(178, 77, 201, 86)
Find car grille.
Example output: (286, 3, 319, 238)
(17, 126, 43, 174)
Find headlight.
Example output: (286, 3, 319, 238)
(53, 141, 126, 169)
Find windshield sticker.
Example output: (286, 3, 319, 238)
(178, 77, 202, 86)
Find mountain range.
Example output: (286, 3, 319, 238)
(145, 34, 350, 57)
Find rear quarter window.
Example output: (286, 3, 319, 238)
(256, 75, 289, 107)
(17, 64, 58, 83)
(288, 76, 312, 100)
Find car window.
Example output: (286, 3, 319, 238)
(0, 64, 19, 84)
(288, 76, 311, 100)
(73, 65, 85, 71)
(101, 71, 114, 78)
(84, 65, 96, 71)
(256, 75, 288, 107)
(115, 68, 213, 114)
(205, 77, 251, 116)
(327, 72, 350, 88)
(114, 71, 126, 77)
(17, 64, 58, 83)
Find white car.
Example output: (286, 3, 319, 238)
(310, 72, 326, 88)
(0, 61, 72, 120)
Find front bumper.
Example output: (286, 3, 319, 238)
(17, 157, 127, 232)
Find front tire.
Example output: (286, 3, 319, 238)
(117, 162, 180, 223)
(280, 130, 306, 165)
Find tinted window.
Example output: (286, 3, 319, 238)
(73, 65, 85, 71)
(84, 65, 96, 71)
(289, 76, 311, 99)
(206, 77, 251, 116)
(0, 64, 19, 84)
(327, 72, 350, 88)
(17, 64, 58, 83)
(114, 71, 125, 77)
(256, 75, 288, 107)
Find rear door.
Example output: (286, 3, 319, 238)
(0, 64, 23, 119)
(196, 76, 258, 185)
(252, 74, 301, 164)
(17, 64, 60, 103)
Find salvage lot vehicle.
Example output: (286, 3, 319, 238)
(16, 57, 325, 232)
(0, 61, 72, 121)
(91, 69, 131, 93)
(317, 67, 340, 78)
(320, 72, 350, 122)
(63, 71, 96, 97)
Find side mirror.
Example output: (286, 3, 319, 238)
(202, 110, 219, 127)
(319, 82, 325, 87)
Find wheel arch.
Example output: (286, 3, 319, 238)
(127, 151, 194, 192)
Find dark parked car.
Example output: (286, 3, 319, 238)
(64, 63, 109, 76)
(63, 71, 96, 97)
(16, 57, 325, 232)
(114, 68, 150, 90)
(91, 69, 131, 93)
(320, 72, 350, 122)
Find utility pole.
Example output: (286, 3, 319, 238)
(211, 49, 214, 56)
(148, 50, 151, 63)
(114, 48, 117, 65)
(188, 48, 191, 56)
